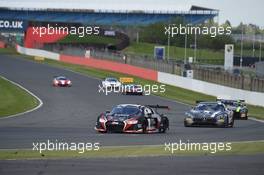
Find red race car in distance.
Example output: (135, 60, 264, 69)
(52, 76, 72, 87)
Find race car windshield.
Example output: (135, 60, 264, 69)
(111, 106, 141, 116)
(196, 104, 225, 112)
(57, 77, 67, 80)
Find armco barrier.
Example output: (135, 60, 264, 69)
(60, 54, 158, 81)
(16, 45, 59, 60)
(158, 72, 264, 106)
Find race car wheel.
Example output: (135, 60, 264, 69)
(184, 121, 190, 127)
(229, 116, 234, 128)
(222, 117, 229, 128)
(159, 117, 169, 133)
(140, 118, 148, 133)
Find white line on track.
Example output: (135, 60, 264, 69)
(6, 55, 264, 123)
(0, 75, 43, 120)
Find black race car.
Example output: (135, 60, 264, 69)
(217, 99, 248, 120)
(184, 101, 234, 127)
(95, 104, 169, 133)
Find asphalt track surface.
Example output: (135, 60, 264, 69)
(0, 54, 264, 175)
(0, 155, 263, 175)
(0, 54, 264, 149)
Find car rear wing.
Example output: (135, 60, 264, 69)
(147, 105, 170, 110)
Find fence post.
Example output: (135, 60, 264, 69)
(172, 62, 175, 74)
(250, 77, 253, 91)
(241, 75, 244, 89)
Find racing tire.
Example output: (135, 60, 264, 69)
(184, 121, 190, 127)
(223, 116, 233, 128)
(222, 117, 229, 128)
(141, 118, 148, 134)
(229, 116, 234, 128)
(159, 117, 169, 133)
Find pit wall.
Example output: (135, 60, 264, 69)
(16, 45, 264, 106)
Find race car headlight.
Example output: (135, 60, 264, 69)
(126, 120, 138, 125)
(185, 112, 194, 118)
(99, 117, 106, 123)
(68, 81, 72, 84)
(185, 117, 193, 122)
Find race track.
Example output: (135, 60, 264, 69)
(1, 155, 264, 175)
(0, 54, 264, 149)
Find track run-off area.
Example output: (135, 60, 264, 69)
(0, 54, 263, 175)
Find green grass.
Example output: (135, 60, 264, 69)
(247, 105, 264, 120)
(18, 55, 264, 119)
(123, 42, 263, 64)
(123, 42, 224, 61)
(58, 34, 120, 45)
(0, 76, 39, 117)
(0, 48, 17, 54)
(0, 141, 263, 160)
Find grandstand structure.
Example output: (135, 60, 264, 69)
(0, 5, 218, 30)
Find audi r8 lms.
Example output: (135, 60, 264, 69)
(184, 101, 234, 127)
(95, 104, 169, 133)
(122, 84, 144, 95)
(217, 98, 248, 120)
(102, 77, 122, 89)
(52, 76, 72, 87)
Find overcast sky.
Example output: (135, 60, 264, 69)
(1, 0, 263, 26)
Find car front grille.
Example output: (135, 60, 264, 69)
(106, 121, 124, 132)
(193, 118, 216, 123)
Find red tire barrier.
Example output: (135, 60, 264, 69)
(60, 54, 158, 81)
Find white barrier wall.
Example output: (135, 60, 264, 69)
(158, 72, 264, 106)
(15, 45, 264, 106)
(16, 45, 59, 60)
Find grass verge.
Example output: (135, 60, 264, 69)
(0, 141, 263, 160)
(123, 42, 224, 61)
(18, 54, 264, 120)
(0, 76, 39, 117)
(123, 42, 263, 61)
(0, 47, 17, 54)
